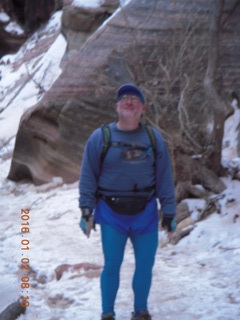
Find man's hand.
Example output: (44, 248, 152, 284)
(79, 208, 96, 238)
(162, 216, 176, 237)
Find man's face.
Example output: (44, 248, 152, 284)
(115, 94, 146, 120)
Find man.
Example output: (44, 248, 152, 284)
(79, 83, 176, 320)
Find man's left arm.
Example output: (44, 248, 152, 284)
(154, 133, 177, 233)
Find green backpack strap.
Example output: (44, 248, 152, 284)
(100, 124, 111, 167)
(145, 124, 157, 160)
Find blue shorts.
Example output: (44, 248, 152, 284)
(94, 196, 159, 235)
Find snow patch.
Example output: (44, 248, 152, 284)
(72, 0, 105, 8)
(0, 12, 10, 23)
(222, 108, 240, 161)
(0, 11, 66, 149)
(4, 21, 24, 35)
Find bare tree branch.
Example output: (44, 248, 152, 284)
(221, 0, 240, 28)
(177, 74, 202, 150)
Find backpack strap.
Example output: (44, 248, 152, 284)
(100, 123, 157, 169)
(100, 124, 111, 167)
(144, 124, 157, 160)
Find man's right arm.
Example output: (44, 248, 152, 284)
(79, 128, 103, 211)
(78, 129, 103, 237)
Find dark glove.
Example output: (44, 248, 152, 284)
(162, 216, 177, 232)
(79, 208, 95, 237)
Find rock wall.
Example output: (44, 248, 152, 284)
(0, 0, 63, 58)
(1, 0, 62, 32)
(7, 0, 240, 185)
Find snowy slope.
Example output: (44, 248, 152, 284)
(0, 11, 66, 151)
(0, 1, 240, 320)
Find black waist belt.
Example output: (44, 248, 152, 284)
(101, 195, 149, 215)
(98, 185, 155, 194)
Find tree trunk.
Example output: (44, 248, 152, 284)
(203, 0, 228, 175)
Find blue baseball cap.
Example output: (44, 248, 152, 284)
(116, 83, 145, 104)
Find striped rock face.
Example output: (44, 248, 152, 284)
(7, 0, 240, 185)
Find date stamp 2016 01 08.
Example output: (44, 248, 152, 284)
(20, 209, 31, 308)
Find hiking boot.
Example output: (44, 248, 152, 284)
(131, 310, 152, 320)
(101, 313, 115, 320)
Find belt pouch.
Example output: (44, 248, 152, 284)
(104, 196, 148, 215)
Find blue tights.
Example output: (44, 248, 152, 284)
(100, 222, 158, 315)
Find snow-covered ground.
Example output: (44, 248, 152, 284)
(1, 174, 240, 320)
(0, 1, 240, 319)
